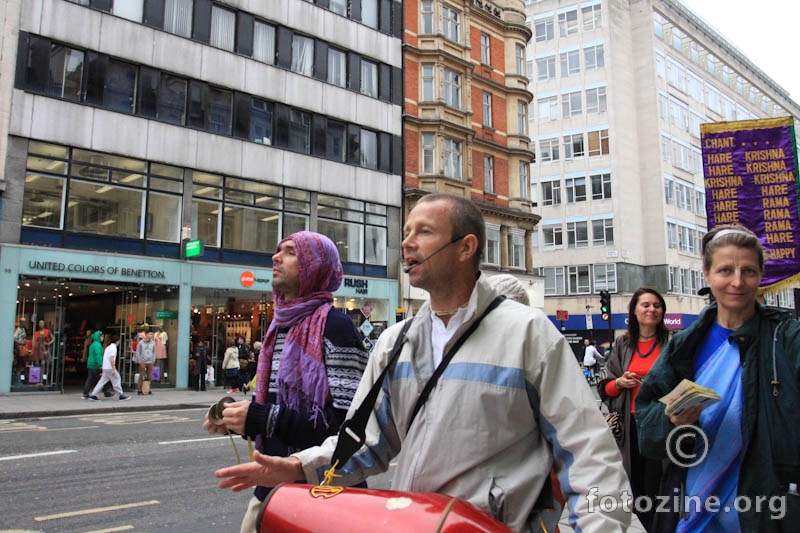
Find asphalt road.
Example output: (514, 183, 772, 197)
(0, 408, 392, 532)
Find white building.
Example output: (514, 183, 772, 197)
(525, 0, 800, 341)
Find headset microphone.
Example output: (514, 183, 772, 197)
(402, 235, 467, 274)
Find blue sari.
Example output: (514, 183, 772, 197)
(677, 322, 744, 533)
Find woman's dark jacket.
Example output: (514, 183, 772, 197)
(635, 302, 800, 532)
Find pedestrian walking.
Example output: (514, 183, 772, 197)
(88, 334, 131, 401)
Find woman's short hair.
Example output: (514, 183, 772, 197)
(701, 224, 763, 273)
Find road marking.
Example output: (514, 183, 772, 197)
(35, 500, 159, 521)
(0, 450, 77, 462)
(86, 526, 134, 533)
(79, 413, 192, 425)
(158, 436, 229, 445)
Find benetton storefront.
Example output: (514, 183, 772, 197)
(0, 245, 398, 393)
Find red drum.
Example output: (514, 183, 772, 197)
(257, 483, 513, 532)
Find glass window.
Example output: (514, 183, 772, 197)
(563, 133, 585, 159)
(420, 0, 433, 34)
(48, 45, 84, 102)
(517, 101, 527, 135)
(365, 225, 387, 265)
(291, 34, 314, 76)
(537, 56, 555, 81)
(560, 50, 580, 77)
(249, 98, 273, 145)
(587, 129, 609, 156)
(561, 90, 582, 116)
(508, 231, 525, 269)
(538, 96, 558, 122)
(535, 18, 554, 42)
(326, 120, 346, 161)
(208, 87, 233, 135)
(481, 33, 491, 64)
(444, 137, 461, 180)
(330, 0, 347, 16)
(591, 173, 611, 200)
(362, 0, 378, 29)
(288, 109, 311, 153)
(484, 155, 494, 192)
(582, 4, 602, 30)
(542, 224, 563, 249)
(253, 21, 276, 64)
(360, 129, 377, 169)
(482, 92, 492, 127)
(422, 64, 435, 101)
(592, 218, 614, 246)
(22, 173, 65, 228)
(593, 264, 616, 292)
(558, 9, 578, 37)
(584, 44, 604, 71)
(444, 69, 460, 108)
(442, 6, 459, 41)
(317, 218, 363, 263)
(191, 199, 220, 247)
(164, 0, 193, 38)
(104, 59, 137, 114)
(542, 180, 561, 205)
(113, 1, 143, 22)
(210, 5, 235, 52)
(544, 267, 565, 295)
(158, 74, 187, 125)
(516, 45, 525, 76)
(585, 86, 607, 113)
(567, 221, 588, 248)
(328, 48, 347, 87)
(68, 180, 144, 238)
(540, 139, 560, 162)
(147, 192, 182, 242)
(223, 205, 280, 253)
(422, 133, 435, 174)
(565, 177, 586, 203)
(519, 162, 529, 199)
(360, 59, 378, 97)
(484, 226, 500, 265)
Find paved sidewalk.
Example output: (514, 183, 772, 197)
(0, 385, 249, 419)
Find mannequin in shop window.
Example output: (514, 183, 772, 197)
(14, 321, 28, 379)
(32, 320, 54, 363)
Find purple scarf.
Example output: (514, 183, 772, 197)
(255, 231, 343, 428)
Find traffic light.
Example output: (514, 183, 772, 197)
(599, 290, 611, 321)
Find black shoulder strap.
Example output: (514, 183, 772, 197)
(408, 295, 505, 428)
(330, 317, 413, 469)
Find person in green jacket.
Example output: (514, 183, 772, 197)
(636, 224, 800, 532)
(82, 330, 106, 399)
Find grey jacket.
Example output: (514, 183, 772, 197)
(135, 339, 156, 364)
(295, 275, 631, 532)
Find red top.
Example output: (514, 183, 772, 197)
(604, 340, 661, 414)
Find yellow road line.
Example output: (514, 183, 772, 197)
(86, 526, 134, 533)
(35, 500, 159, 521)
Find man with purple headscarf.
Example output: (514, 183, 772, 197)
(203, 231, 368, 532)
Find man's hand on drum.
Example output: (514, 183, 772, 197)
(202, 400, 250, 435)
(215, 451, 306, 491)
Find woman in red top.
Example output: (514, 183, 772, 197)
(599, 287, 669, 532)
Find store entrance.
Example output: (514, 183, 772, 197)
(13, 276, 179, 392)
(190, 288, 271, 388)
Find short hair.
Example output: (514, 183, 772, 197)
(109, 333, 120, 343)
(701, 224, 764, 273)
(416, 193, 486, 272)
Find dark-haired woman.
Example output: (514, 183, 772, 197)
(599, 286, 669, 531)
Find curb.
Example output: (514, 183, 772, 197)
(0, 402, 214, 420)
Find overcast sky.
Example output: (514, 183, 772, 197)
(679, 0, 800, 103)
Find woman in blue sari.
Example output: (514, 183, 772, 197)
(635, 224, 800, 532)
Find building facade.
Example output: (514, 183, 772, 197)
(525, 0, 800, 343)
(403, 0, 541, 311)
(0, 0, 404, 393)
